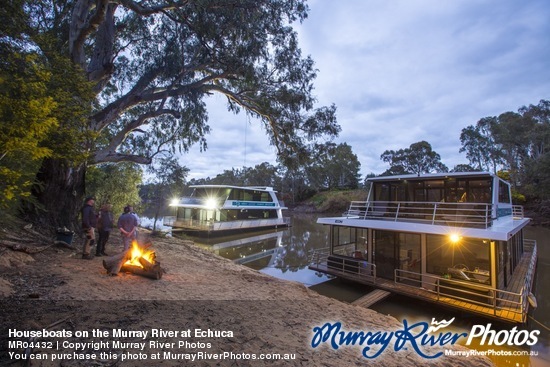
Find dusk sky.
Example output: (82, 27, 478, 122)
(182, 0, 550, 181)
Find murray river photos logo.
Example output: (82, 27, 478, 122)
(310, 318, 540, 359)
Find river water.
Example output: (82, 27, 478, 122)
(183, 213, 549, 367)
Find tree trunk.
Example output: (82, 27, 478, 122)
(26, 158, 86, 231)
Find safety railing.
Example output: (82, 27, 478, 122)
(345, 201, 494, 228)
(309, 249, 377, 283)
(163, 216, 290, 231)
(394, 269, 526, 322)
(520, 240, 537, 318)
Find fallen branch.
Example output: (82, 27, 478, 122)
(0, 241, 53, 254)
(53, 240, 78, 250)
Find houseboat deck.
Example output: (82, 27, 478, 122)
(309, 240, 537, 324)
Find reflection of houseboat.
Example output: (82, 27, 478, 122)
(309, 172, 537, 323)
(194, 230, 284, 269)
(165, 185, 290, 235)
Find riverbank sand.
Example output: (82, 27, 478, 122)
(0, 228, 493, 366)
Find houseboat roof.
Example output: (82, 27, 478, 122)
(367, 171, 496, 182)
(317, 214, 530, 241)
(190, 185, 277, 192)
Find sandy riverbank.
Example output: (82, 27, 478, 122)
(0, 226, 493, 367)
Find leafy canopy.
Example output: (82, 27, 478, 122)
(380, 141, 448, 176)
(20, 0, 340, 168)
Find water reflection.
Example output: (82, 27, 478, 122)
(186, 213, 333, 286)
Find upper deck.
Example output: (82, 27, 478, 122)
(318, 172, 530, 241)
(170, 185, 287, 210)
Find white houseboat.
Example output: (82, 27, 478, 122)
(309, 172, 538, 323)
(165, 185, 290, 235)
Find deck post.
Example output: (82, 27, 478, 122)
(492, 290, 497, 316)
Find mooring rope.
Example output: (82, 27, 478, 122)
(528, 315, 550, 332)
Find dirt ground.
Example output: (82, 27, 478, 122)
(0, 225, 493, 367)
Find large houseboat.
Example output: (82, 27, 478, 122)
(309, 172, 538, 323)
(164, 185, 290, 235)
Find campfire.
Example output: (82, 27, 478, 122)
(102, 241, 163, 280)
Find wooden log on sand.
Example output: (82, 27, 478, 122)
(102, 249, 131, 276)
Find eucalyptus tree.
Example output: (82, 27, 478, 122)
(17, 0, 339, 227)
(519, 100, 550, 198)
(460, 100, 550, 192)
(307, 142, 361, 190)
(380, 141, 448, 176)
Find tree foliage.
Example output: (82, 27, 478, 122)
(19, 0, 339, 167)
(0, 51, 57, 209)
(9, 0, 339, 227)
(307, 143, 361, 190)
(86, 162, 143, 216)
(380, 141, 448, 176)
(460, 100, 550, 199)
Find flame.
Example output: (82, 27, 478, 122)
(124, 240, 156, 267)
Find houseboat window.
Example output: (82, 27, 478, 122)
(412, 182, 425, 202)
(455, 180, 467, 202)
(426, 234, 491, 284)
(425, 180, 444, 202)
(498, 180, 511, 204)
(193, 187, 230, 200)
(373, 231, 420, 280)
(469, 179, 492, 203)
(228, 189, 273, 202)
(373, 183, 390, 202)
(260, 192, 273, 202)
(331, 226, 357, 256)
(391, 183, 406, 201)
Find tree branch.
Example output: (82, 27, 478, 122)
(90, 66, 164, 131)
(118, 0, 189, 16)
(203, 84, 283, 153)
(69, 0, 110, 67)
(93, 108, 180, 164)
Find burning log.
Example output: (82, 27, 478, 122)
(120, 263, 163, 280)
(102, 249, 131, 276)
(102, 241, 163, 279)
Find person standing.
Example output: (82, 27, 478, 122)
(81, 196, 97, 259)
(96, 204, 114, 256)
(118, 206, 138, 251)
(129, 205, 140, 240)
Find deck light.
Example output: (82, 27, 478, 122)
(205, 198, 217, 209)
(170, 198, 179, 206)
(449, 233, 461, 244)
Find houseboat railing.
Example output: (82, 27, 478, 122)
(394, 269, 526, 321)
(520, 240, 537, 318)
(309, 247, 330, 266)
(346, 201, 494, 228)
(309, 248, 377, 283)
(512, 205, 525, 219)
(164, 217, 290, 231)
(163, 216, 176, 226)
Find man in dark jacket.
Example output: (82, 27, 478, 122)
(118, 206, 138, 251)
(96, 203, 114, 256)
(81, 196, 97, 259)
